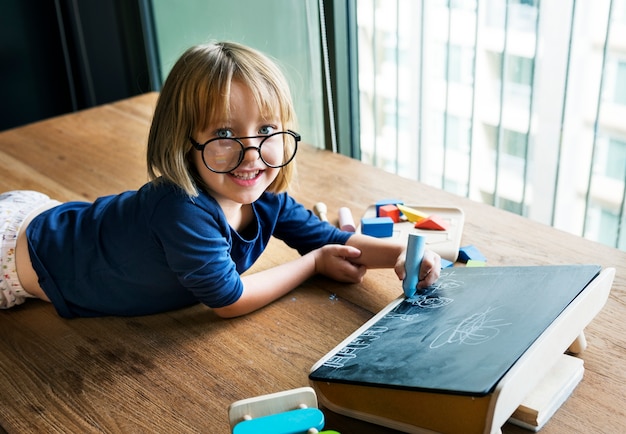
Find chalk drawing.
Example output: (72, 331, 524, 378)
(385, 313, 417, 321)
(429, 306, 512, 349)
(322, 326, 389, 368)
(410, 296, 454, 309)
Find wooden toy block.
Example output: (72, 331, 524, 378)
(413, 215, 449, 230)
(233, 408, 324, 434)
(229, 387, 327, 434)
(458, 244, 487, 263)
(379, 204, 400, 223)
(396, 204, 429, 223)
(375, 199, 403, 216)
(357, 203, 464, 262)
(361, 217, 394, 238)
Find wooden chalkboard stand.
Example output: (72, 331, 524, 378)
(310, 267, 615, 434)
(508, 353, 584, 431)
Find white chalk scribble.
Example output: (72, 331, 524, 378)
(429, 306, 512, 349)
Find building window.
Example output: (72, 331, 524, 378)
(485, 125, 528, 159)
(445, 114, 471, 152)
(605, 137, 626, 181)
(596, 207, 625, 250)
(489, 52, 534, 86)
(502, 129, 528, 159)
(448, 45, 475, 85)
(603, 57, 626, 106)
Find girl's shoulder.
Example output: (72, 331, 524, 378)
(137, 181, 224, 225)
(139, 180, 214, 208)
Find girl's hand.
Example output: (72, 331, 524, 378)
(394, 248, 441, 289)
(313, 244, 367, 283)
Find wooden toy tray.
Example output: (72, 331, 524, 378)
(358, 205, 464, 262)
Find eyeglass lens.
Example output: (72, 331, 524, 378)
(203, 132, 297, 173)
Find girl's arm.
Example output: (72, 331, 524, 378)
(213, 234, 440, 318)
(345, 233, 441, 286)
(212, 244, 364, 318)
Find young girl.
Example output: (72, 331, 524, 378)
(1, 41, 440, 318)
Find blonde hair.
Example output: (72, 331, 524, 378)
(147, 41, 298, 196)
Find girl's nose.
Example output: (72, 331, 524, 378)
(240, 145, 262, 163)
(239, 136, 265, 164)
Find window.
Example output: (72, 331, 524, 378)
(336, 0, 626, 251)
(595, 207, 624, 249)
(488, 52, 534, 86)
(448, 45, 475, 85)
(502, 129, 528, 159)
(445, 114, 471, 152)
(506, 55, 534, 87)
(485, 125, 528, 159)
(485, 0, 538, 32)
(605, 138, 626, 181)
(513, 0, 538, 7)
(603, 57, 626, 105)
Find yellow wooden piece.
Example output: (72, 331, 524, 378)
(395, 204, 429, 222)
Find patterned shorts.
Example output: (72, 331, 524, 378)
(0, 191, 60, 309)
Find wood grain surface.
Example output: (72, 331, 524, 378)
(0, 93, 624, 433)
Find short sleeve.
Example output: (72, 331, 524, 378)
(149, 194, 244, 308)
(263, 193, 353, 255)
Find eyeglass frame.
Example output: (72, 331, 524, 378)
(189, 130, 301, 174)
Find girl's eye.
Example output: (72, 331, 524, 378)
(216, 129, 233, 138)
(258, 125, 276, 135)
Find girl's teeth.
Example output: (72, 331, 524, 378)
(233, 171, 259, 180)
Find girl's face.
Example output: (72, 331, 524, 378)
(192, 80, 282, 215)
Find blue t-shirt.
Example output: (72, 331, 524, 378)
(26, 181, 352, 318)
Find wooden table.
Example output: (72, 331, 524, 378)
(0, 93, 624, 434)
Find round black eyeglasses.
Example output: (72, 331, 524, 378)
(189, 130, 300, 174)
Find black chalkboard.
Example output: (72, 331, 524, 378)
(310, 265, 601, 397)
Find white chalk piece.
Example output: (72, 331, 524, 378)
(338, 207, 356, 232)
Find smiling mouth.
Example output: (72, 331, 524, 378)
(230, 170, 261, 181)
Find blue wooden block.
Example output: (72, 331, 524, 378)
(458, 244, 487, 263)
(375, 199, 404, 217)
(233, 408, 325, 434)
(361, 217, 394, 237)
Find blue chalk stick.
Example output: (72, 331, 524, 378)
(361, 217, 394, 237)
(233, 408, 325, 434)
(403, 234, 425, 298)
